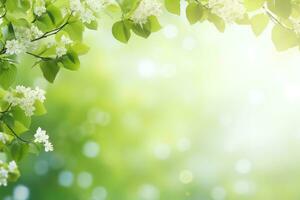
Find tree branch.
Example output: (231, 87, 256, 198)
(26, 52, 53, 61)
(31, 13, 73, 42)
(263, 7, 293, 31)
(5, 123, 32, 143)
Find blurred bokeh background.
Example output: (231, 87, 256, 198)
(2, 7, 300, 200)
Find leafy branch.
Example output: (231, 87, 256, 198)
(31, 13, 73, 42)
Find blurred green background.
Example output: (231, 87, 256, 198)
(2, 10, 300, 200)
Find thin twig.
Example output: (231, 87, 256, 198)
(263, 6, 293, 31)
(31, 13, 73, 42)
(0, 104, 12, 114)
(5, 123, 32, 143)
(26, 52, 53, 61)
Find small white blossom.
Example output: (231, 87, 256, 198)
(208, 0, 245, 23)
(34, 127, 49, 143)
(0, 132, 8, 144)
(44, 141, 54, 152)
(0, 167, 8, 186)
(70, 0, 98, 23)
(34, 127, 54, 152)
(80, 8, 96, 24)
(4, 86, 46, 117)
(56, 46, 67, 57)
(61, 35, 73, 45)
(30, 25, 43, 39)
(70, 0, 83, 13)
(130, 0, 162, 24)
(86, 0, 104, 12)
(5, 40, 26, 55)
(34, 0, 46, 16)
(8, 161, 17, 172)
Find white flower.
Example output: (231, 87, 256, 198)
(69, 0, 97, 23)
(0, 167, 8, 186)
(130, 0, 162, 24)
(34, 87, 46, 102)
(208, 0, 245, 23)
(44, 141, 53, 152)
(34, 127, 54, 152)
(34, 6, 46, 16)
(61, 35, 73, 45)
(80, 8, 96, 24)
(4, 85, 46, 117)
(70, 0, 83, 13)
(86, 0, 104, 12)
(56, 46, 67, 57)
(8, 161, 17, 172)
(34, 127, 49, 143)
(34, 0, 46, 16)
(0, 132, 8, 144)
(14, 27, 31, 41)
(30, 25, 43, 39)
(5, 40, 26, 55)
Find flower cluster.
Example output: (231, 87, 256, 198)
(5, 25, 43, 55)
(57, 35, 73, 57)
(208, 0, 246, 23)
(33, 0, 47, 17)
(70, 0, 105, 24)
(4, 86, 46, 117)
(130, 0, 162, 24)
(0, 160, 19, 187)
(34, 127, 54, 152)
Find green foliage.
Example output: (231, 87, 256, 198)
(165, 0, 181, 15)
(250, 13, 270, 36)
(112, 20, 131, 43)
(272, 24, 298, 51)
(186, 3, 203, 25)
(0, 62, 16, 89)
(0, 0, 299, 89)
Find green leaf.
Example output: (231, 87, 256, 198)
(274, 0, 292, 18)
(148, 16, 161, 32)
(165, 0, 180, 15)
(132, 22, 151, 38)
(250, 13, 269, 36)
(34, 101, 47, 116)
(117, 0, 140, 14)
(28, 143, 42, 155)
(0, 62, 17, 89)
(59, 50, 80, 70)
(40, 60, 60, 83)
(272, 24, 299, 51)
(85, 20, 98, 30)
(72, 43, 90, 55)
(46, 5, 63, 26)
(208, 13, 226, 33)
(112, 20, 131, 43)
(63, 21, 85, 42)
(186, 3, 203, 25)
(10, 141, 29, 162)
(2, 114, 15, 128)
(11, 107, 31, 128)
(244, 0, 265, 11)
(1, 23, 15, 41)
